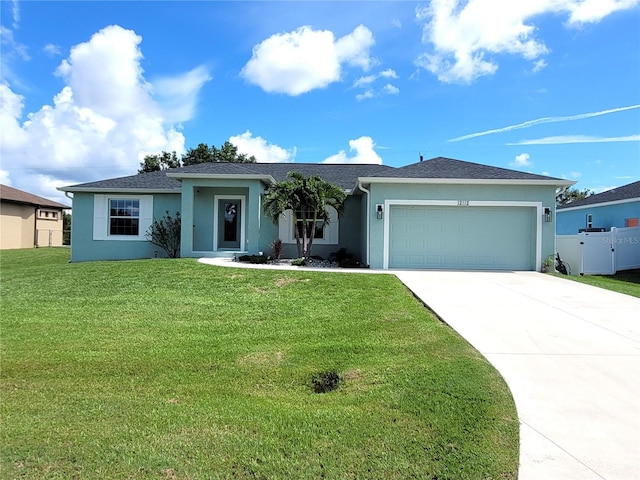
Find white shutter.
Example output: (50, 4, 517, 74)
(139, 196, 153, 239)
(93, 195, 107, 240)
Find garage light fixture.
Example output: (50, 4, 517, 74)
(544, 207, 552, 222)
(376, 204, 384, 220)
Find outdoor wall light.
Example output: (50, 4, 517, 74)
(376, 204, 384, 220)
(544, 207, 552, 222)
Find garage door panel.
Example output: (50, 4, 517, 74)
(389, 205, 535, 270)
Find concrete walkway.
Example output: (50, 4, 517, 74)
(395, 270, 640, 480)
(201, 259, 640, 479)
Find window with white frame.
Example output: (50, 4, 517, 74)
(93, 195, 153, 240)
(109, 199, 140, 235)
(279, 206, 339, 245)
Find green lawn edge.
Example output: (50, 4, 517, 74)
(554, 269, 640, 298)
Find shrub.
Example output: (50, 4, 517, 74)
(291, 257, 307, 266)
(330, 248, 366, 268)
(238, 254, 269, 264)
(311, 370, 340, 393)
(145, 211, 181, 258)
(330, 247, 352, 263)
(270, 239, 283, 260)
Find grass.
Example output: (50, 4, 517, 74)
(1, 248, 518, 479)
(560, 269, 640, 298)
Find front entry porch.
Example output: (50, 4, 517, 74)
(179, 180, 264, 259)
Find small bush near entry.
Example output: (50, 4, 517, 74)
(330, 248, 367, 268)
(270, 239, 283, 261)
(311, 370, 340, 393)
(238, 254, 269, 264)
(291, 257, 307, 266)
(145, 211, 181, 258)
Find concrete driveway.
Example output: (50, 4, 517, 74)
(395, 270, 640, 480)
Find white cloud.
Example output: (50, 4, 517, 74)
(153, 66, 212, 124)
(511, 153, 531, 167)
(382, 84, 400, 95)
(353, 69, 399, 100)
(0, 83, 28, 151)
(0, 169, 12, 185)
(380, 69, 398, 79)
(0, 25, 209, 201)
(336, 25, 376, 70)
(43, 43, 62, 56)
(567, 0, 640, 24)
(55, 25, 156, 119)
(1, 26, 29, 85)
(355, 90, 375, 101)
(415, 0, 640, 84)
(353, 74, 376, 88)
(228, 131, 296, 163)
(322, 136, 383, 164)
(241, 25, 375, 96)
(11, 0, 20, 28)
(532, 59, 547, 73)
(508, 134, 640, 145)
(450, 104, 640, 142)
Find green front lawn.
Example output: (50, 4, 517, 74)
(1, 248, 518, 479)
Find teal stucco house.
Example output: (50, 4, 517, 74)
(59, 157, 572, 270)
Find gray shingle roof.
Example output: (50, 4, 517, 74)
(557, 180, 640, 209)
(1, 184, 69, 209)
(59, 169, 183, 191)
(372, 157, 564, 180)
(60, 157, 565, 192)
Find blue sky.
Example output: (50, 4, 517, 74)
(1, 0, 639, 204)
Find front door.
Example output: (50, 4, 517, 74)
(216, 198, 242, 250)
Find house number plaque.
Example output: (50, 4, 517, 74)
(457, 200, 469, 206)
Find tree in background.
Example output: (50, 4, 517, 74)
(182, 141, 256, 165)
(181, 143, 213, 165)
(63, 211, 71, 245)
(139, 142, 257, 172)
(138, 151, 181, 173)
(263, 172, 346, 258)
(556, 186, 594, 206)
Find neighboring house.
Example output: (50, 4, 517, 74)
(58, 157, 572, 270)
(556, 181, 640, 235)
(1, 184, 70, 249)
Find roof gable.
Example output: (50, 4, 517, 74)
(1, 184, 69, 209)
(558, 180, 640, 209)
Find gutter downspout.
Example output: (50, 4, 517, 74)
(64, 192, 73, 254)
(357, 181, 370, 267)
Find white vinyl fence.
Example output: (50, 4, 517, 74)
(556, 226, 640, 275)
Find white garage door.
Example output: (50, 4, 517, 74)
(389, 205, 536, 270)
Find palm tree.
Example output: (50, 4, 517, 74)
(263, 172, 346, 258)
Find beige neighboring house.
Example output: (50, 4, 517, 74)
(0, 184, 70, 249)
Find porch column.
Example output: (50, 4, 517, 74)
(180, 185, 195, 258)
